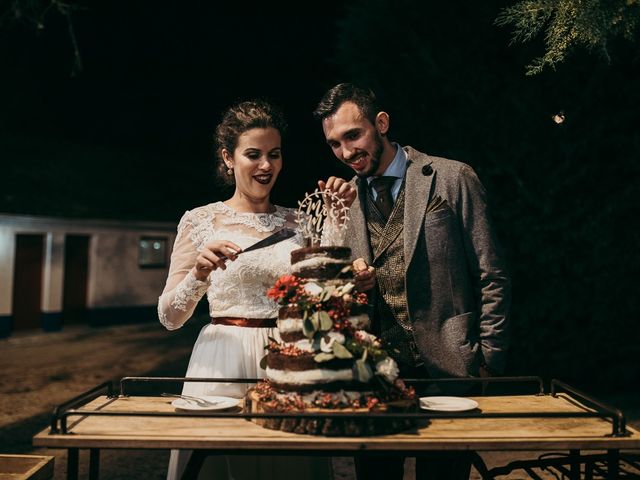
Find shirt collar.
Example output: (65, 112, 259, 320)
(366, 143, 407, 185)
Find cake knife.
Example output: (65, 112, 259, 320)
(220, 227, 297, 259)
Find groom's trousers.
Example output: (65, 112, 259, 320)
(353, 363, 477, 480)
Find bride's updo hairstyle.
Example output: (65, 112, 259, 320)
(214, 100, 287, 185)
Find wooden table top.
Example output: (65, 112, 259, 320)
(33, 394, 640, 452)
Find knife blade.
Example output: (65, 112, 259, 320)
(221, 227, 297, 259)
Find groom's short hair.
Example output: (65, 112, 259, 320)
(313, 83, 380, 125)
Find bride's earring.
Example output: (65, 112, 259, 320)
(226, 166, 233, 176)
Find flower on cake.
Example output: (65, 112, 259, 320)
(267, 275, 368, 329)
(375, 357, 400, 383)
(302, 281, 323, 296)
(266, 275, 300, 302)
(320, 331, 346, 352)
(354, 330, 380, 347)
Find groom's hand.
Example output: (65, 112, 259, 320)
(353, 258, 375, 292)
(318, 177, 357, 208)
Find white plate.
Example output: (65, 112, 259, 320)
(419, 396, 479, 412)
(171, 396, 240, 411)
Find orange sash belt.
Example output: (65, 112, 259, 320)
(211, 317, 277, 328)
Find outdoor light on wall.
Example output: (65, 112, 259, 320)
(138, 237, 167, 268)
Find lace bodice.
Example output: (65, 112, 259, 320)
(158, 202, 303, 330)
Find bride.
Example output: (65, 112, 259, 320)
(158, 100, 338, 480)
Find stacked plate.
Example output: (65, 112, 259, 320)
(419, 396, 478, 412)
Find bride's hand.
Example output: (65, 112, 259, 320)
(318, 177, 357, 209)
(192, 240, 242, 281)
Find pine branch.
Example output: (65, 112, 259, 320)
(495, 0, 555, 43)
(495, 0, 640, 75)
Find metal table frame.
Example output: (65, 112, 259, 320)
(36, 376, 640, 479)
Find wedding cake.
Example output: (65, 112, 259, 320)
(265, 246, 373, 393)
(246, 192, 416, 436)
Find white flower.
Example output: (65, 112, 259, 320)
(320, 331, 345, 352)
(303, 282, 323, 296)
(328, 331, 345, 343)
(354, 330, 377, 346)
(320, 337, 333, 353)
(375, 357, 399, 383)
(348, 314, 370, 330)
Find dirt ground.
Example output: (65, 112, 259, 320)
(1, 318, 638, 479)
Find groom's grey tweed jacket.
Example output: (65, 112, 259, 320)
(346, 146, 511, 382)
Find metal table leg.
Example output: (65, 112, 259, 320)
(67, 448, 79, 480)
(470, 452, 494, 480)
(569, 449, 581, 479)
(607, 449, 619, 479)
(89, 448, 100, 480)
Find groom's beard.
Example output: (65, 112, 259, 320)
(354, 132, 384, 178)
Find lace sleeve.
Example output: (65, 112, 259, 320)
(157, 210, 210, 330)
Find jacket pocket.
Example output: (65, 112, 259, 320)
(425, 206, 452, 226)
(441, 312, 478, 373)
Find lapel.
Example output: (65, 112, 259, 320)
(349, 177, 373, 264)
(403, 148, 434, 270)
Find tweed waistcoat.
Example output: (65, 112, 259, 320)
(366, 182, 422, 367)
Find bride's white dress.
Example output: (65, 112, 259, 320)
(158, 201, 332, 480)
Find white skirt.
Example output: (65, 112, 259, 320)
(167, 323, 333, 480)
(181, 322, 276, 397)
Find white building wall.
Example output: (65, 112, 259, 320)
(0, 227, 16, 316)
(88, 231, 171, 308)
(41, 232, 65, 313)
(0, 214, 176, 334)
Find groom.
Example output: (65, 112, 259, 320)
(315, 83, 511, 480)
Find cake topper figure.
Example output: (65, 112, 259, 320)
(296, 188, 350, 246)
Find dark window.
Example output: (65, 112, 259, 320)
(139, 237, 167, 268)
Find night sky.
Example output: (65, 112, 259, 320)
(1, 1, 353, 220)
